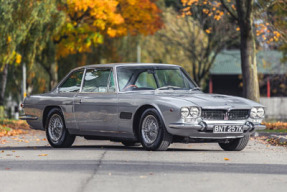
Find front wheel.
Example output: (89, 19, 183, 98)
(139, 108, 173, 151)
(218, 135, 250, 151)
(45, 108, 75, 148)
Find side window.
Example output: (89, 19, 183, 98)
(82, 68, 112, 93)
(59, 70, 84, 93)
(135, 71, 157, 89)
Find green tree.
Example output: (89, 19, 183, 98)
(0, 0, 64, 107)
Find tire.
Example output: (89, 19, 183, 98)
(45, 108, 75, 148)
(218, 134, 250, 151)
(139, 108, 173, 151)
(121, 141, 141, 147)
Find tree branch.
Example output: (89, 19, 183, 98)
(220, 0, 239, 21)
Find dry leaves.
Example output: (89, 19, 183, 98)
(38, 154, 48, 157)
(224, 158, 230, 161)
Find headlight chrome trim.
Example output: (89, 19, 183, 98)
(250, 107, 265, 119)
(180, 106, 201, 119)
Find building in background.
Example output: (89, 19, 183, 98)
(209, 50, 287, 120)
(209, 50, 287, 97)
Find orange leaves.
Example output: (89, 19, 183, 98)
(255, 22, 282, 44)
(0, 128, 25, 137)
(181, 0, 228, 21)
(263, 122, 287, 130)
(117, 0, 163, 36)
(15, 53, 21, 64)
(38, 154, 48, 156)
(0, 119, 29, 140)
(56, 0, 162, 58)
(205, 28, 212, 34)
(224, 158, 230, 161)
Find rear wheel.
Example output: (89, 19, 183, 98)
(139, 108, 173, 151)
(218, 135, 250, 151)
(45, 108, 75, 148)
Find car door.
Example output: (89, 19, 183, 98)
(56, 69, 85, 131)
(74, 68, 118, 133)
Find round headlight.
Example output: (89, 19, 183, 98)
(190, 107, 200, 118)
(181, 107, 189, 118)
(250, 108, 257, 118)
(257, 108, 265, 118)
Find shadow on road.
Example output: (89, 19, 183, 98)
(0, 145, 222, 152)
(0, 158, 286, 175)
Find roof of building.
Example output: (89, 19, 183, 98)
(210, 50, 286, 75)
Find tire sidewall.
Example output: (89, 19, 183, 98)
(139, 108, 165, 150)
(45, 108, 68, 147)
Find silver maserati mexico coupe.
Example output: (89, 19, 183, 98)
(20, 63, 266, 151)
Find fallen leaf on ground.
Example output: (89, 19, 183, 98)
(224, 158, 230, 161)
(38, 154, 48, 156)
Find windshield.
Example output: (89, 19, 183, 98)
(117, 66, 197, 92)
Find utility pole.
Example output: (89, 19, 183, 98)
(137, 43, 141, 63)
(22, 63, 26, 100)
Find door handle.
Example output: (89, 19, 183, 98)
(74, 99, 82, 104)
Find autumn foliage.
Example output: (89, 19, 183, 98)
(55, 0, 163, 58)
(180, 0, 282, 44)
(263, 122, 287, 130)
(0, 119, 29, 138)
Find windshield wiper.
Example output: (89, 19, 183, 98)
(190, 87, 201, 91)
(156, 86, 181, 90)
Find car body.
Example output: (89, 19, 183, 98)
(20, 63, 266, 151)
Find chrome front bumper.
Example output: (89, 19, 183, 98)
(168, 121, 266, 139)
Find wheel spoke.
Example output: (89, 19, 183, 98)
(48, 114, 64, 142)
(141, 115, 159, 144)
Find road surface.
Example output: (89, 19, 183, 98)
(0, 130, 287, 192)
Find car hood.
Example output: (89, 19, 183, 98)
(160, 92, 262, 109)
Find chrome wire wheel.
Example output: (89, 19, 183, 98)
(48, 114, 64, 143)
(141, 115, 159, 144)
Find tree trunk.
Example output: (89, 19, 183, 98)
(236, 0, 260, 102)
(240, 28, 259, 102)
(0, 64, 9, 106)
(50, 61, 58, 90)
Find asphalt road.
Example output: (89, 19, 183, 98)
(0, 130, 287, 192)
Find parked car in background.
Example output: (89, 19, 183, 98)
(20, 63, 266, 151)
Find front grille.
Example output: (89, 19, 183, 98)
(201, 109, 249, 120)
(201, 110, 226, 120)
(228, 110, 249, 120)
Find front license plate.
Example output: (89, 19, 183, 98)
(213, 125, 243, 133)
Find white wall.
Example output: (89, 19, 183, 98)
(260, 97, 287, 121)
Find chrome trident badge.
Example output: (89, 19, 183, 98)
(224, 112, 229, 120)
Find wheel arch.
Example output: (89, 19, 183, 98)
(42, 106, 64, 129)
(132, 104, 164, 140)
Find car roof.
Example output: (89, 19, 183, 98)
(73, 63, 180, 71)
